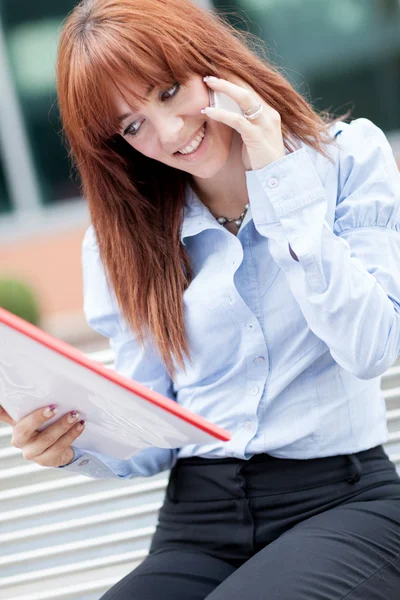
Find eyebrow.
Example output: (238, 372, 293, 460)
(117, 84, 155, 122)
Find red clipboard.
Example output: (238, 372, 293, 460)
(0, 308, 231, 459)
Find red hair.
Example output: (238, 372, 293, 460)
(57, 0, 339, 374)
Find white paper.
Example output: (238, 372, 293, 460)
(0, 322, 230, 459)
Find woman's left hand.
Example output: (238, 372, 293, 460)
(202, 75, 286, 171)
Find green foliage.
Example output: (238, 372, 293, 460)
(0, 278, 41, 325)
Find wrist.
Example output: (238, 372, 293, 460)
(60, 448, 75, 467)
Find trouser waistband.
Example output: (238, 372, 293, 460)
(169, 446, 395, 502)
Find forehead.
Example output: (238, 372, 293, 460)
(111, 80, 155, 115)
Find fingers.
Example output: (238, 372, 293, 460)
(201, 104, 254, 137)
(11, 404, 58, 449)
(30, 422, 85, 467)
(8, 404, 86, 468)
(203, 76, 279, 128)
(204, 76, 258, 112)
(0, 406, 15, 426)
(202, 76, 262, 136)
(20, 409, 85, 461)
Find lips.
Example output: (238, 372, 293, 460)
(175, 122, 207, 155)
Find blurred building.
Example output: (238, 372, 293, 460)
(0, 0, 399, 348)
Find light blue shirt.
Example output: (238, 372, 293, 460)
(62, 118, 400, 479)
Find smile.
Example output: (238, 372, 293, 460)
(177, 123, 206, 155)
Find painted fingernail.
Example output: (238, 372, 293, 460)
(77, 420, 85, 430)
(203, 76, 217, 82)
(43, 405, 57, 418)
(200, 108, 210, 114)
(67, 411, 80, 423)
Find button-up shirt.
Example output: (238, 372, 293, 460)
(62, 118, 400, 479)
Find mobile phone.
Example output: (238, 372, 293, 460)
(208, 89, 243, 116)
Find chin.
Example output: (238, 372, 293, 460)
(190, 153, 231, 179)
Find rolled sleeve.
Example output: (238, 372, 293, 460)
(247, 119, 400, 379)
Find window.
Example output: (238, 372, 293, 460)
(0, 153, 12, 214)
(0, 0, 81, 207)
(213, 0, 400, 131)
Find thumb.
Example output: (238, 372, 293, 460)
(0, 406, 16, 426)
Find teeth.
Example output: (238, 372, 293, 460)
(178, 125, 206, 155)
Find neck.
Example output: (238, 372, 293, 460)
(191, 132, 249, 218)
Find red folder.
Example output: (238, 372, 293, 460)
(0, 308, 231, 459)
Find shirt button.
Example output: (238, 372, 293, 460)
(253, 356, 265, 365)
(78, 459, 89, 466)
(251, 386, 259, 396)
(268, 177, 279, 189)
(244, 421, 253, 431)
(247, 323, 254, 330)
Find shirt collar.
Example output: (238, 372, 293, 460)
(180, 137, 300, 242)
(180, 185, 223, 243)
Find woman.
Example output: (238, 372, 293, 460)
(2, 0, 400, 597)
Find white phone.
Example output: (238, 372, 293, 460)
(208, 89, 243, 116)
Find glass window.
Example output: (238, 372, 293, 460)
(0, 0, 82, 206)
(213, 0, 400, 132)
(0, 152, 12, 214)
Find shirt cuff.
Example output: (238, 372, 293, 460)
(58, 448, 127, 479)
(247, 148, 325, 223)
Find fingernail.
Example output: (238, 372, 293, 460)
(200, 108, 210, 114)
(68, 410, 80, 423)
(43, 405, 57, 418)
(77, 420, 85, 430)
(203, 76, 217, 82)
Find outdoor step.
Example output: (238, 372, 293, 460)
(0, 555, 140, 599)
(1, 524, 155, 579)
(383, 387, 400, 411)
(386, 408, 400, 434)
(0, 472, 166, 513)
(0, 478, 167, 535)
(2, 576, 119, 600)
(1, 501, 162, 564)
(0, 446, 27, 469)
(0, 462, 80, 492)
(381, 364, 400, 390)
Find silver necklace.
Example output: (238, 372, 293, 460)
(214, 203, 249, 229)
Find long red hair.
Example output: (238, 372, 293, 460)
(57, 0, 338, 374)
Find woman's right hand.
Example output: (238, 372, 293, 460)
(0, 405, 85, 468)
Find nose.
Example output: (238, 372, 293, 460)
(155, 115, 184, 150)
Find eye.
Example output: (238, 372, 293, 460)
(124, 120, 143, 137)
(160, 82, 180, 102)
(123, 83, 180, 137)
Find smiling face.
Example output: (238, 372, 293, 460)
(113, 74, 236, 180)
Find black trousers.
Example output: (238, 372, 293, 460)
(100, 446, 400, 599)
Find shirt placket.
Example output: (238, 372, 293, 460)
(223, 231, 270, 455)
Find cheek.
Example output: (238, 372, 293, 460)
(127, 136, 160, 160)
(211, 121, 235, 153)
